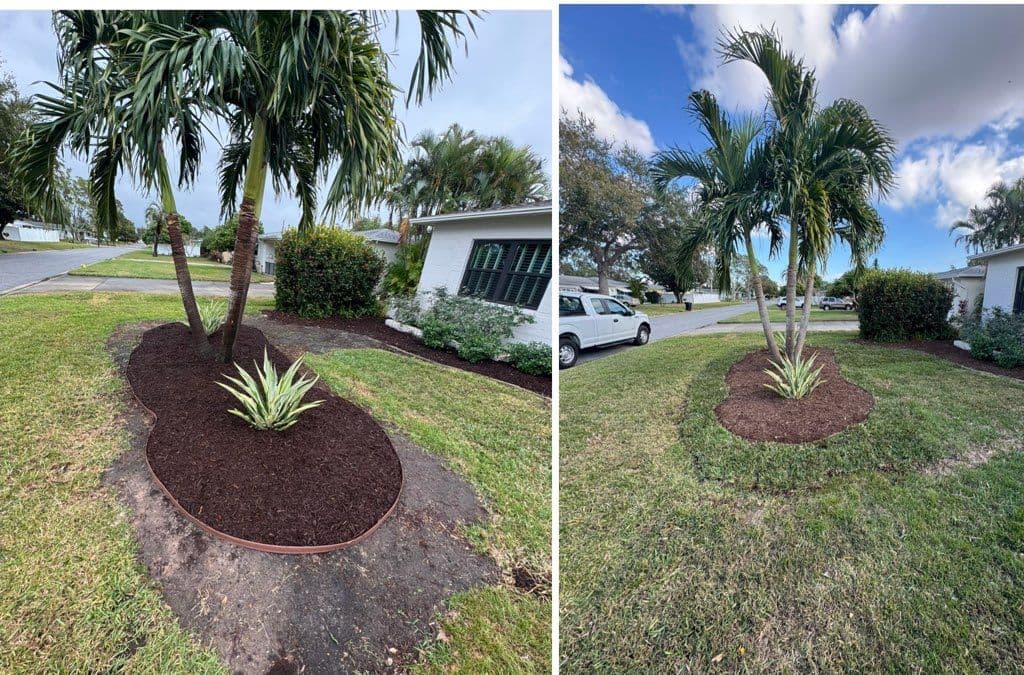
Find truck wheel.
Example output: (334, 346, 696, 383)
(633, 324, 650, 346)
(559, 337, 578, 369)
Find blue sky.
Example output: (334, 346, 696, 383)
(560, 4, 1024, 281)
(0, 10, 551, 235)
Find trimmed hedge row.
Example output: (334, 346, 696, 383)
(858, 269, 954, 342)
(274, 226, 384, 318)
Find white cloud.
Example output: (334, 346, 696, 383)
(0, 10, 552, 234)
(889, 142, 1024, 226)
(559, 56, 657, 154)
(676, 5, 1024, 144)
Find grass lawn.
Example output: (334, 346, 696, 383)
(641, 301, 742, 317)
(309, 349, 551, 672)
(68, 251, 272, 283)
(721, 307, 858, 323)
(561, 331, 1024, 671)
(0, 240, 91, 253)
(0, 292, 547, 673)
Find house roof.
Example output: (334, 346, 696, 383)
(559, 274, 629, 290)
(968, 241, 1024, 263)
(352, 228, 400, 244)
(410, 199, 552, 225)
(933, 265, 987, 280)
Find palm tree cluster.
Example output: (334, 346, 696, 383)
(651, 27, 896, 365)
(386, 123, 548, 234)
(14, 10, 476, 362)
(949, 177, 1024, 253)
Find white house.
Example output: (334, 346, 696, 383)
(558, 274, 722, 305)
(413, 201, 553, 345)
(968, 242, 1024, 314)
(3, 219, 62, 243)
(255, 227, 400, 276)
(933, 265, 987, 317)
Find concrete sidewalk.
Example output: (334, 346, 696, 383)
(8, 274, 275, 298)
(690, 320, 859, 334)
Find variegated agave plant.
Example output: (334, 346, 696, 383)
(763, 353, 826, 400)
(217, 349, 324, 430)
(198, 298, 227, 335)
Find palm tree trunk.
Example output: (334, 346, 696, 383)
(156, 149, 212, 359)
(794, 264, 816, 361)
(220, 116, 268, 363)
(152, 219, 161, 257)
(784, 217, 800, 360)
(745, 234, 781, 363)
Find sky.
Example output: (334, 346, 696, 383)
(0, 10, 552, 235)
(560, 4, 1024, 281)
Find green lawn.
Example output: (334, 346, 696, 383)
(0, 293, 548, 673)
(0, 239, 91, 253)
(561, 331, 1024, 672)
(68, 251, 272, 283)
(309, 349, 551, 672)
(641, 301, 742, 317)
(720, 307, 858, 323)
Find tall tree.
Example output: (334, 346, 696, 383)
(718, 28, 895, 362)
(950, 177, 1024, 252)
(560, 112, 648, 294)
(637, 186, 710, 303)
(128, 11, 478, 361)
(0, 58, 34, 239)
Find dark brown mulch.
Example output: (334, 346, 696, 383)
(262, 310, 551, 397)
(715, 348, 875, 443)
(887, 339, 1024, 381)
(125, 322, 402, 547)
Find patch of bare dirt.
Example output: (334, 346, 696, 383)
(715, 348, 875, 443)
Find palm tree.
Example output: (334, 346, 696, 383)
(143, 202, 164, 257)
(651, 90, 785, 362)
(126, 11, 478, 361)
(14, 10, 214, 357)
(950, 177, 1024, 252)
(718, 28, 896, 362)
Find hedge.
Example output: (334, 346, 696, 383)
(274, 226, 384, 318)
(858, 269, 954, 342)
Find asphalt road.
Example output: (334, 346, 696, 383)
(575, 302, 757, 364)
(0, 244, 141, 293)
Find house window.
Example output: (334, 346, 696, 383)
(1014, 266, 1024, 314)
(459, 239, 551, 310)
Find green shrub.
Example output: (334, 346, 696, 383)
(858, 269, 954, 342)
(275, 226, 385, 318)
(382, 238, 428, 296)
(644, 290, 662, 304)
(963, 308, 1024, 368)
(416, 287, 532, 362)
(217, 349, 323, 431)
(201, 215, 263, 254)
(506, 342, 552, 376)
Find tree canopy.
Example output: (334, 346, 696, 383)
(950, 176, 1024, 252)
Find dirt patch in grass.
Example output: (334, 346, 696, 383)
(715, 348, 874, 443)
(106, 323, 500, 673)
(125, 322, 402, 548)
(886, 339, 1024, 381)
(262, 310, 551, 397)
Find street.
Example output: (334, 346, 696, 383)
(0, 244, 142, 293)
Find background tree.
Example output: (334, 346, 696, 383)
(627, 277, 647, 304)
(637, 187, 711, 302)
(950, 177, 1024, 252)
(560, 112, 648, 294)
(0, 57, 34, 238)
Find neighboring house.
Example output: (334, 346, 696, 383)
(558, 274, 723, 305)
(968, 242, 1024, 314)
(934, 265, 986, 317)
(414, 201, 553, 345)
(255, 227, 399, 275)
(155, 242, 201, 257)
(3, 219, 62, 243)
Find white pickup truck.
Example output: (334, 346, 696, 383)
(558, 291, 651, 368)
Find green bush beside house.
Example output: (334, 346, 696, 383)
(858, 269, 954, 342)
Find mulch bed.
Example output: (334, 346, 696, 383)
(125, 322, 402, 548)
(262, 310, 551, 397)
(715, 347, 875, 443)
(888, 339, 1024, 381)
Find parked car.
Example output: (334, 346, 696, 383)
(776, 296, 805, 309)
(559, 292, 651, 369)
(818, 296, 854, 310)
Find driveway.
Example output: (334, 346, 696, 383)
(0, 244, 141, 293)
(576, 302, 756, 364)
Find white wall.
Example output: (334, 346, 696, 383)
(5, 222, 60, 242)
(416, 212, 552, 345)
(155, 242, 200, 257)
(256, 238, 277, 275)
(943, 277, 985, 317)
(981, 249, 1024, 312)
